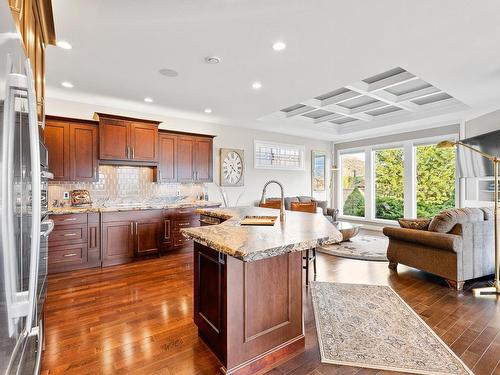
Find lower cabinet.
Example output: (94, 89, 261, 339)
(49, 208, 207, 272)
(102, 210, 163, 267)
(48, 213, 100, 274)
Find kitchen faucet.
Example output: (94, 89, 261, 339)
(259, 180, 285, 222)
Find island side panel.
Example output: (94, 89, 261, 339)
(226, 250, 304, 371)
(193, 242, 227, 364)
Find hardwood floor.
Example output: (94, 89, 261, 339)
(41, 242, 500, 375)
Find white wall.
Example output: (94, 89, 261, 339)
(46, 98, 332, 206)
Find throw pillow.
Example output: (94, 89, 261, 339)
(398, 218, 431, 231)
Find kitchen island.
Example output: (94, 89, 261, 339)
(182, 207, 342, 374)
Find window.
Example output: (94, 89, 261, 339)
(416, 144, 456, 218)
(341, 152, 365, 217)
(337, 135, 458, 222)
(254, 140, 305, 170)
(374, 148, 404, 220)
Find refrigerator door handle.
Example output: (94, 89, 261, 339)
(41, 219, 55, 237)
(29, 321, 43, 375)
(24, 58, 42, 332)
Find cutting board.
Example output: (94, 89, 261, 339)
(240, 216, 277, 226)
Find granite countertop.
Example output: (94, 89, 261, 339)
(181, 206, 343, 262)
(48, 200, 222, 215)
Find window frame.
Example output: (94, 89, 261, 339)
(337, 134, 459, 224)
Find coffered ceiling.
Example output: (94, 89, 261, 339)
(46, 0, 500, 141)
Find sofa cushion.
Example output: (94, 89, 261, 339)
(429, 207, 487, 233)
(297, 196, 313, 203)
(398, 218, 431, 231)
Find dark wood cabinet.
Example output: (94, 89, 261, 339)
(177, 136, 195, 182)
(134, 216, 162, 255)
(194, 137, 213, 182)
(44, 120, 70, 181)
(70, 123, 98, 181)
(102, 210, 163, 267)
(99, 118, 129, 161)
(102, 219, 134, 267)
(130, 122, 158, 162)
(95, 113, 160, 164)
(48, 213, 100, 274)
(175, 135, 213, 183)
(157, 133, 177, 182)
(45, 116, 98, 182)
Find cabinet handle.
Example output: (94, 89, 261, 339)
(126, 146, 129, 159)
(130, 222, 133, 234)
(135, 222, 139, 252)
(63, 218, 77, 221)
(94, 167, 98, 179)
(63, 233, 77, 237)
(177, 222, 190, 227)
(63, 253, 77, 257)
(132, 147, 135, 159)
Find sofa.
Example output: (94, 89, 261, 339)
(383, 207, 495, 291)
(258, 195, 331, 216)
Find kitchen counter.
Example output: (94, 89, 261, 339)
(48, 200, 221, 215)
(185, 206, 342, 374)
(181, 206, 342, 261)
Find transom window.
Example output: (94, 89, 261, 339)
(254, 140, 305, 170)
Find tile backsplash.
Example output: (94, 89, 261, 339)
(49, 165, 204, 206)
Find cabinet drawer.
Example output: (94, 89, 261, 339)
(49, 225, 87, 245)
(173, 219, 197, 230)
(52, 213, 88, 226)
(48, 243, 88, 271)
(173, 232, 192, 247)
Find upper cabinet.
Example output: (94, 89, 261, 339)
(45, 116, 98, 182)
(169, 134, 213, 183)
(157, 133, 178, 182)
(9, 0, 56, 119)
(94, 113, 159, 164)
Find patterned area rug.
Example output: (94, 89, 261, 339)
(310, 282, 473, 375)
(318, 234, 389, 261)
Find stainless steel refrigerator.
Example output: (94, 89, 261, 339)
(1, 2, 54, 374)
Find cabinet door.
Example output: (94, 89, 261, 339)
(70, 123, 98, 181)
(177, 136, 195, 182)
(44, 121, 70, 181)
(99, 118, 130, 160)
(158, 133, 177, 182)
(87, 213, 101, 268)
(130, 122, 158, 162)
(135, 218, 161, 255)
(102, 221, 134, 267)
(194, 137, 213, 182)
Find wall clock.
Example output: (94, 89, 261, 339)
(220, 148, 244, 186)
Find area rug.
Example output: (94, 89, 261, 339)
(317, 234, 389, 261)
(310, 282, 473, 375)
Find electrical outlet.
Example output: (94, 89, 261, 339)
(63, 191, 70, 200)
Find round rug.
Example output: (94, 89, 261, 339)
(318, 234, 389, 261)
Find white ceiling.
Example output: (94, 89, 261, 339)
(46, 0, 500, 142)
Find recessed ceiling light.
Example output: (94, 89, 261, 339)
(144, 97, 153, 103)
(204, 108, 212, 114)
(252, 81, 262, 90)
(61, 81, 73, 88)
(56, 40, 72, 50)
(159, 68, 179, 77)
(272, 41, 286, 51)
(205, 56, 222, 64)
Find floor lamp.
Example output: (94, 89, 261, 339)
(437, 140, 500, 296)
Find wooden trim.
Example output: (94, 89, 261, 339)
(98, 160, 158, 167)
(93, 112, 161, 125)
(34, 0, 56, 45)
(46, 114, 99, 126)
(159, 129, 216, 138)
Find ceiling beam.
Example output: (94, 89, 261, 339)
(395, 86, 441, 103)
(366, 71, 418, 92)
